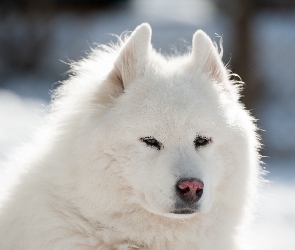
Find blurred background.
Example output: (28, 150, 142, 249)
(0, 0, 294, 248)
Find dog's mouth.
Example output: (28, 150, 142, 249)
(170, 208, 197, 215)
(170, 202, 200, 215)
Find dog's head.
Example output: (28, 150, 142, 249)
(66, 24, 257, 220)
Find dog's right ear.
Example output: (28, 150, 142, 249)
(108, 23, 152, 93)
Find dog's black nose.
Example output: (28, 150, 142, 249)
(176, 178, 204, 203)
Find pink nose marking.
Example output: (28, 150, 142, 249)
(178, 179, 204, 195)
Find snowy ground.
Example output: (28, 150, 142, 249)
(250, 167, 295, 250)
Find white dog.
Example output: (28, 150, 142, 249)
(0, 23, 260, 249)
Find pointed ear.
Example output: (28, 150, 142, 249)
(191, 30, 227, 83)
(108, 23, 152, 91)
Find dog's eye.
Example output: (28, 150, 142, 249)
(194, 135, 211, 149)
(140, 136, 163, 150)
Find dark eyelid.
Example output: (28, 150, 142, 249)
(194, 135, 212, 149)
(140, 136, 163, 150)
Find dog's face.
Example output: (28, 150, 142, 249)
(104, 74, 226, 218)
(71, 24, 249, 220)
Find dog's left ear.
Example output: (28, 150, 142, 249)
(109, 23, 152, 90)
(190, 30, 227, 83)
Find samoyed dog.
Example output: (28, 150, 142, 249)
(0, 23, 260, 249)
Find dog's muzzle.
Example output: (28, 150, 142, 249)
(171, 178, 204, 215)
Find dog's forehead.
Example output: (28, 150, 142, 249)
(119, 73, 224, 136)
(131, 70, 220, 113)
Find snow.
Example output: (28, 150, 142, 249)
(1, 0, 295, 248)
(0, 90, 48, 163)
(250, 180, 295, 249)
(248, 156, 295, 249)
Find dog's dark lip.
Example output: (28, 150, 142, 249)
(170, 208, 197, 215)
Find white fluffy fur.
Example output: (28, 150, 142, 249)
(0, 23, 260, 249)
